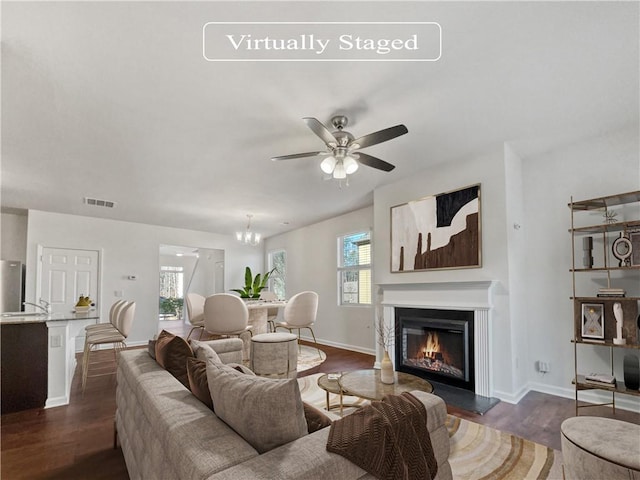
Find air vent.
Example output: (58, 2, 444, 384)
(83, 197, 116, 208)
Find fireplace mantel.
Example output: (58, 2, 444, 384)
(377, 281, 496, 309)
(376, 281, 496, 397)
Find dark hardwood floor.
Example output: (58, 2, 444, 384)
(2, 324, 639, 479)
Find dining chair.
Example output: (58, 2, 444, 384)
(203, 293, 253, 340)
(259, 290, 279, 332)
(82, 301, 136, 392)
(185, 293, 205, 340)
(274, 291, 321, 358)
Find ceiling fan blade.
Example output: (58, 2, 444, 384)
(351, 124, 408, 150)
(271, 151, 325, 161)
(355, 152, 396, 172)
(303, 117, 338, 146)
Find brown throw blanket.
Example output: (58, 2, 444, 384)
(326, 392, 438, 480)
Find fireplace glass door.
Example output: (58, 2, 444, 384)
(402, 320, 468, 381)
(396, 308, 474, 391)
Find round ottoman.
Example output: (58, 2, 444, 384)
(250, 332, 298, 378)
(561, 416, 640, 479)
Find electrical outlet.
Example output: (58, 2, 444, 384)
(537, 361, 550, 373)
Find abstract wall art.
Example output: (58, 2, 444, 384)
(391, 184, 481, 272)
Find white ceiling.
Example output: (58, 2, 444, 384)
(2, 1, 638, 239)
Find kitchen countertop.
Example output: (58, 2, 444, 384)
(0, 311, 100, 325)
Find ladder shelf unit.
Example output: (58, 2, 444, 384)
(569, 190, 640, 415)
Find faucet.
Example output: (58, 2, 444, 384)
(23, 298, 52, 314)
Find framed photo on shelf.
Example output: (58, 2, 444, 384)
(581, 303, 604, 339)
(629, 230, 640, 267)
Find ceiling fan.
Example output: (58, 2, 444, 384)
(271, 115, 408, 179)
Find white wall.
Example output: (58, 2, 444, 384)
(521, 125, 640, 406)
(374, 147, 516, 397)
(264, 206, 376, 354)
(188, 248, 225, 296)
(1, 212, 28, 263)
(25, 210, 262, 346)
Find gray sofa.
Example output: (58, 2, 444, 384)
(115, 339, 453, 480)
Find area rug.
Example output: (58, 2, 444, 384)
(297, 345, 327, 373)
(298, 373, 564, 480)
(445, 415, 563, 479)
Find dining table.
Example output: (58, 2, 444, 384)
(242, 299, 287, 358)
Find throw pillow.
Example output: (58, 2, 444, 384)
(189, 339, 222, 363)
(227, 363, 255, 375)
(187, 358, 256, 411)
(206, 360, 308, 453)
(147, 339, 157, 360)
(303, 402, 332, 433)
(186, 358, 213, 410)
(155, 330, 194, 388)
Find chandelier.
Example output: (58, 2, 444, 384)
(236, 214, 261, 246)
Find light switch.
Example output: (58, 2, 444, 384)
(50, 335, 62, 348)
(114, 290, 123, 297)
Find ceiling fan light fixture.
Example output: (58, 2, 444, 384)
(320, 156, 337, 174)
(273, 115, 406, 183)
(343, 155, 359, 175)
(333, 161, 347, 179)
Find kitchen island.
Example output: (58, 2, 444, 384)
(1, 311, 99, 412)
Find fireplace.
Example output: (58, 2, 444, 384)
(395, 307, 475, 391)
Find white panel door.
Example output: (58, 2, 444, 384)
(40, 248, 99, 314)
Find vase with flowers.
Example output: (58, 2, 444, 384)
(376, 314, 395, 384)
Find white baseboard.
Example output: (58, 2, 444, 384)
(493, 383, 530, 404)
(295, 335, 375, 357)
(45, 394, 71, 409)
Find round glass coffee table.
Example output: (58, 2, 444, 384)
(317, 373, 362, 414)
(338, 369, 433, 405)
(317, 373, 342, 410)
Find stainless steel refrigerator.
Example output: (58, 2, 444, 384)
(0, 260, 25, 313)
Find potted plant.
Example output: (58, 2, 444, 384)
(231, 266, 276, 299)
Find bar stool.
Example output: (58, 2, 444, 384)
(84, 300, 127, 337)
(82, 302, 136, 392)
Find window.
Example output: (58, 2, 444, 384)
(338, 231, 371, 305)
(159, 265, 184, 318)
(267, 249, 286, 300)
(159, 265, 184, 298)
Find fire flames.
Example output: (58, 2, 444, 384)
(404, 329, 464, 380)
(422, 332, 441, 360)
